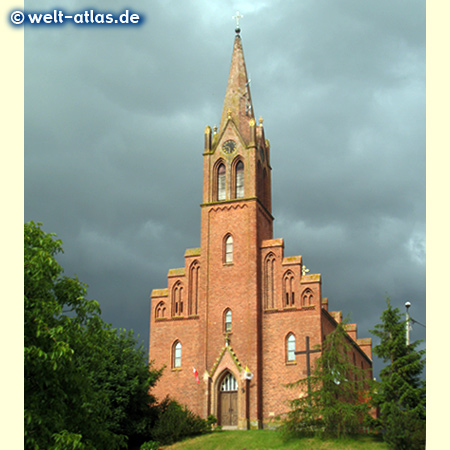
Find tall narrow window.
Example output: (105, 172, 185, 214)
(172, 282, 184, 316)
(217, 164, 226, 201)
(173, 341, 182, 368)
(287, 333, 296, 362)
(284, 271, 295, 307)
(264, 253, 275, 309)
(235, 161, 244, 198)
(225, 235, 233, 263)
(188, 261, 200, 315)
(224, 309, 232, 332)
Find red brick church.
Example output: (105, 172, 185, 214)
(149, 27, 373, 429)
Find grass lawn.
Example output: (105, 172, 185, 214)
(161, 430, 389, 450)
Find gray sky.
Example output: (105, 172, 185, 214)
(24, 0, 425, 379)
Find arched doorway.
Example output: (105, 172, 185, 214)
(218, 372, 238, 426)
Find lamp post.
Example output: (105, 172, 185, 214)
(405, 301, 411, 345)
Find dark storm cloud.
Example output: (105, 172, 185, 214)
(25, 0, 425, 376)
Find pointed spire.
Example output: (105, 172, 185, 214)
(219, 33, 255, 144)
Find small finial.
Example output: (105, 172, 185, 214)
(213, 125, 218, 134)
(233, 11, 243, 34)
(302, 265, 310, 276)
(259, 116, 264, 126)
(227, 108, 232, 119)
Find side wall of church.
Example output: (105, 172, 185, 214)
(262, 308, 322, 423)
(321, 310, 373, 384)
(149, 311, 204, 414)
(259, 239, 324, 424)
(149, 250, 206, 418)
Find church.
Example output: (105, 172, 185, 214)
(148, 25, 373, 430)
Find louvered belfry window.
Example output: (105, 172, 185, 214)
(218, 164, 226, 201)
(236, 161, 244, 198)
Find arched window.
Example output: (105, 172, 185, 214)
(217, 163, 226, 201)
(284, 271, 295, 307)
(172, 282, 184, 316)
(287, 333, 296, 362)
(155, 301, 166, 318)
(235, 161, 244, 198)
(224, 235, 233, 264)
(302, 288, 313, 307)
(188, 261, 200, 315)
(220, 372, 238, 391)
(264, 253, 275, 309)
(224, 309, 232, 332)
(173, 341, 182, 368)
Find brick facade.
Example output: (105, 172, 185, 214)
(148, 31, 372, 429)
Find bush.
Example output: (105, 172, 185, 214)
(150, 398, 211, 445)
(139, 441, 160, 450)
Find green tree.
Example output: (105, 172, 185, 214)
(282, 322, 371, 439)
(371, 298, 426, 450)
(24, 222, 162, 450)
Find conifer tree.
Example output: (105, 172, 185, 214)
(371, 298, 426, 450)
(282, 322, 371, 439)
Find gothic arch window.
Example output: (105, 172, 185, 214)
(172, 282, 184, 316)
(286, 333, 296, 362)
(235, 160, 244, 199)
(173, 341, 182, 368)
(283, 271, 295, 307)
(220, 372, 238, 391)
(217, 163, 226, 201)
(155, 301, 166, 319)
(188, 261, 200, 315)
(264, 253, 276, 309)
(224, 234, 233, 264)
(224, 308, 232, 333)
(302, 288, 314, 307)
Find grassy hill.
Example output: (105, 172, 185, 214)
(161, 430, 388, 450)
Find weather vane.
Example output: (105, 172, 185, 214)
(233, 11, 243, 33)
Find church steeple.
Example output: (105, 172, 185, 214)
(202, 26, 272, 217)
(218, 32, 255, 145)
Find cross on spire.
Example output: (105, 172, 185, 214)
(233, 11, 243, 33)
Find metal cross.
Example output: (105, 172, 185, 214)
(295, 336, 321, 403)
(233, 11, 243, 28)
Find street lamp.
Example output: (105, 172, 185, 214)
(405, 302, 411, 345)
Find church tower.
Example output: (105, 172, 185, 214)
(149, 25, 373, 430)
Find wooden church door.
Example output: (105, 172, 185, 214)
(219, 372, 238, 426)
